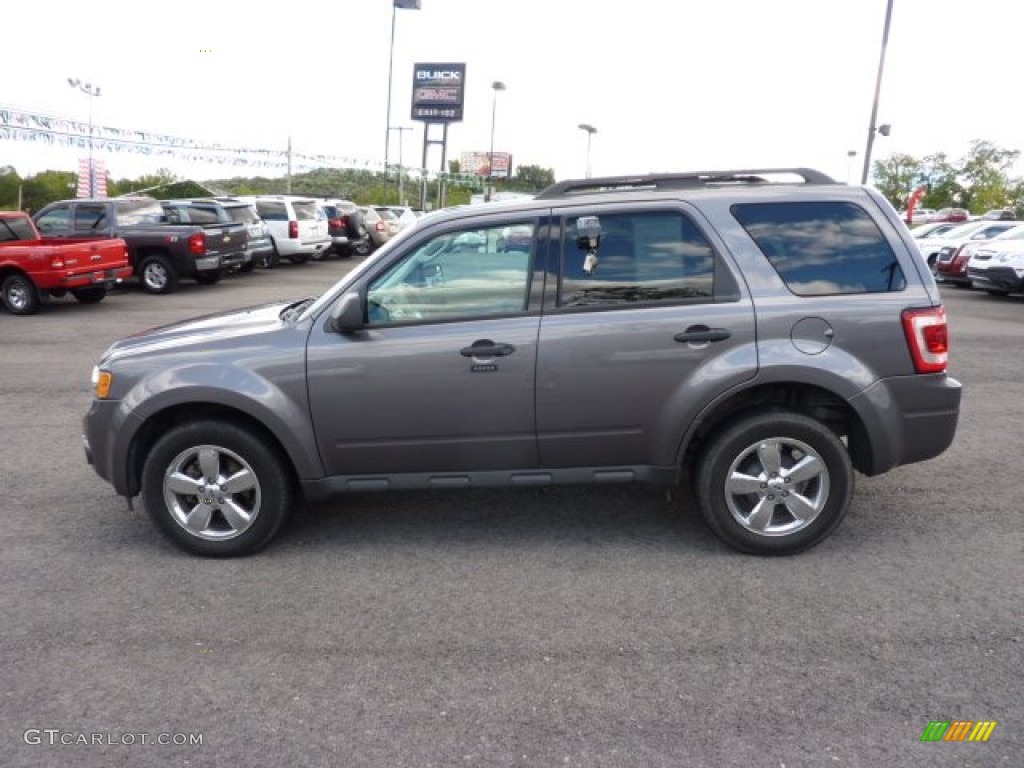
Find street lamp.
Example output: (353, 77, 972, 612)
(486, 81, 506, 202)
(68, 77, 101, 197)
(578, 123, 597, 178)
(385, 0, 421, 178)
(389, 125, 414, 204)
(860, 0, 894, 184)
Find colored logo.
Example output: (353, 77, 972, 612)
(920, 720, 997, 742)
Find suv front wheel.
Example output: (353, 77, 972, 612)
(694, 410, 853, 556)
(141, 421, 292, 557)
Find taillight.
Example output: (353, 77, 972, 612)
(338, 215, 349, 228)
(901, 306, 948, 374)
(289, 220, 299, 239)
(188, 232, 206, 254)
(328, 218, 342, 229)
(376, 221, 385, 232)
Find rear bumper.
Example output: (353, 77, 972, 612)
(56, 266, 134, 288)
(848, 373, 962, 476)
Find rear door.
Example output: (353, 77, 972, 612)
(291, 199, 329, 248)
(535, 202, 758, 469)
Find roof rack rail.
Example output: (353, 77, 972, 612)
(534, 168, 836, 199)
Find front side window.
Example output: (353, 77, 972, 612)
(366, 222, 535, 325)
(732, 201, 906, 295)
(559, 211, 716, 307)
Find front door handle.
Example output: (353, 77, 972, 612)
(460, 339, 516, 358)
(674, 325, 732, 344)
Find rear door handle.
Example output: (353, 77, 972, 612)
(674, 325, 732, 344)
(460, 339, 516, 358)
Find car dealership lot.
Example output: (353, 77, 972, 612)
(1, 267, 1020, 766)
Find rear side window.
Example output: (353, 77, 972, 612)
(225, 206, 256, 224)
(732, 201, 906, 295)
(180, 205, 224, 225)
(559, 211, 717, 307)
(255, 201, 288, 221)
(0, 216, 37, 241)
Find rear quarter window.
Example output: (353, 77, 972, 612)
(0, 216, 37, 241)
(731, 201, 906, 295)
(293, 202, 318, 221)
(255, 201, 288, 221)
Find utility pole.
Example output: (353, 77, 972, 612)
(286, 135, 293, 193)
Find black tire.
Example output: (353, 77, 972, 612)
(71, 285, 108, 304)
(141, 421, 293, 557)
(352, 238, 372, 257)
(1, 273, 40, 315)
(138, 254, 179, 295)
(194, 271, 222, 286)
(694, 410, 853, 556)
(986, 289, 1009, 297)
(238, 260, 255, 274)
(288, 253, 310, 265)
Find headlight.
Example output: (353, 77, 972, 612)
(91, 366, 113, 399)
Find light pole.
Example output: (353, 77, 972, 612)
(385, 0, 421, 179)
(578, 123, 597, 178)
(390, 125, 413, 204)
(860, 0, 894, 184)
(486, 81, 506, 202)
(68, 77, 101, 197)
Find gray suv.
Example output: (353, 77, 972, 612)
(82, 168, 962, 557)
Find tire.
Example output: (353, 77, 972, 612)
(986, 289, 1009, 297)
(138, 254, 179, 295)
(694, 410, 853, 556)
(194, 271, 222, 286)
(238, 260, 255, 274)
(288, 253, 310, 265)
(352, 238, 372, 257)
(141, 421, 293, 557)
(71, 285, 107, 304)
(1, 273, 40, 315)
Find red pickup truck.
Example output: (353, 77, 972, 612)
(0, 211, 131, 315)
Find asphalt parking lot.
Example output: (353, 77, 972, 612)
(1, 262, 1020, 767)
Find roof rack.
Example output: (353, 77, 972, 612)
(534, 168, 836, 199)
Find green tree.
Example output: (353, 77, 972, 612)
(0, 166, 24, 210)
(871, 153, 924, 211)
(957, 140, 1020, 213)
(512, 164, 555, 191)
(21, 170, 78, 213)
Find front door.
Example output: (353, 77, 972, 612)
(306, 218, 545, 476)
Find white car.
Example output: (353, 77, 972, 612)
(966, 237, 1024, 296)
(916, 220, 1019, 270)
(241, 195, 330, 265)
(908, 221, 961, 240)
(384, 206, 419, 231)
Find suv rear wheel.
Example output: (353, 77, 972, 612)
(694, 410, 853, 555)
(141, 421, 292, 557)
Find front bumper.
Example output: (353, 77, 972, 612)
(967, 266, 1024, 293)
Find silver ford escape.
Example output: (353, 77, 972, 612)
(83, 169, 962, 557)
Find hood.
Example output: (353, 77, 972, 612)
(101, 299, 304, 364)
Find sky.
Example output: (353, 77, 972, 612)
(3, 0, 1023, 188)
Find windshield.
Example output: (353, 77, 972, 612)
(992, 224, 1024, 240)
(933, 222, 983, 239)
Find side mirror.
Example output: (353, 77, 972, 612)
(576, 216, 602, 251)
(329, 291, 365, 334)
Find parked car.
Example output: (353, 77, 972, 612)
(34, 196, 236, 294)
(966, 233, 1024, 296)
(385, 206, 419, 231)
(916, 220, 1019, 269)
(211, 198, 275, 269)
(317, 199, 362, 258)
(932, 220, 1020, 281)
(908, 221, 962, 240)
(0, 210, 130, 315)
(931, 207, 969, 223)
(242, 196, 330, 265)
(980, 208, 1016, 221)
(360, 206, 396, 249)
(159, 199, 250, 276)
(82, 167, 961, 558)
(908, 207, 936, 225)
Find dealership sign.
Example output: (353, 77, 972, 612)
(460, 151, 512, 179)
(411, 62, 466, 122)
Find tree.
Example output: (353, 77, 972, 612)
(512, 164, 555, 191)
(957, 140, 1020, 213)
(21, 170, 78, 213)
(871, 154, 924, 211)
(0, 166, 23, 210)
